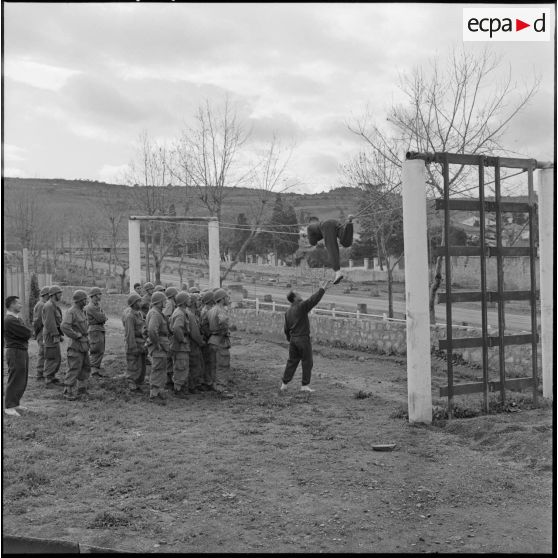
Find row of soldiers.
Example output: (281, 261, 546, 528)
(32, 282, 232, 403)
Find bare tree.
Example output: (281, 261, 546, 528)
(173, 97, 250, 219)
(220, 134, 295, 281)
(342, 146, 404, 318)
(349, 48, 540, 322)
(127, 131, 182, 284)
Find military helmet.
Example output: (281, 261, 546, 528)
(175, 292, 190, 306)
(72, 289, 88, 303)
(40, 286, 50, 297)
(202, 291, 214, 304)
(89, 287, 102, 297)
(165, 287, 178, 299)
(188, 286, 200, 294)
(49, 285, 63, 296)
(151, 291, 167, 305)
(143, 282, 155, 292)
(127, 293, 142, 307)
(213, 288, 227, 302)
(154, 285, 165, 292)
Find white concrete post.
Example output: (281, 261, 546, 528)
(364, 258, 369, 270)
(402, 159, 432, 424)
(538, 167, 554, 400)
(208, 218, 220, 289)
(128, 219, 141, 294)
(255, 298, 260, 313)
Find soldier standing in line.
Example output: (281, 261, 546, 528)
(85, 287, 108, 378)
(199, 290, 215, 391)
(41, 285, 64, 388)
(206, 288, 231, 390)
(185, 294, 206, 393)
(122, 293, 147, 392)
(154, 285, 165, 293)
(163, 287, 179, 389)
(60, 290, 91, 401)
(141, 282, 155, 319)
(32, 286, 50, 381)
(146, 291, 170, 405)
(133, 283, 143, 296)
(169, 292, 190, 399)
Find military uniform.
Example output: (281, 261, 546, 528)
(199, 302, 214, 388)
(122, 306, 147, 389)
(60, 305, 91, 397)
(170, 306, 190, 392)
(42, 299, 63, 384)
(141, 293, 152, 319)
(146, 306, 170, 397)
(85, 300, 107, 372)
(207, 304, 231, 384)
(163, 297, 177, 388)
(185, 307, 205, 391)
(32, 298, 47, 379)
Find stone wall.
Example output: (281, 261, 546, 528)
(60, 287, 539, 378)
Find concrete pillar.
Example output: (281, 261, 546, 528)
(208, 218, 220, 289)
(128, 219, 141, 294)
(363, 258, 370, 270)
(349, 259, 354, 268)
(402, 159, 432, 424)
(538, 167, 554, 399)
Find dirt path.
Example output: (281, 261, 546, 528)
(2, 316, 553, 553)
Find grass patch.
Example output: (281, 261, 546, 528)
(89, 510, 131, 529)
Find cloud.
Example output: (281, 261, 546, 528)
(4, 144, 27, 162)
(98, 164, 130, 184)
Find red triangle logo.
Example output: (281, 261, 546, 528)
(516, 19, 530, 31)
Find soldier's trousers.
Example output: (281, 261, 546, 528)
(89, 330, 105, 369)
(282, 335, 313, 386)
(149, 349, 168, 394)
(43, 343, 62, 381)
(172, 350, 189, 390)
(207, 345, 231, 385)
(65, 348, 91, 389)
(201, 344, 212, 386)
(188, 344, 203, 390)
(36, 335, 45, 378)
(126, 351, 146, 386)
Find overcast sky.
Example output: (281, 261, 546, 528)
(3, 2, 555, 193)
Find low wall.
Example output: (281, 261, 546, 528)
(231, 308, 540, 378)
(60, 287, 539, 378)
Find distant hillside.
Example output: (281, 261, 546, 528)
(3, 178, 362, 246)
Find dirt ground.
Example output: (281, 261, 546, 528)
(2, 314, 554, 553)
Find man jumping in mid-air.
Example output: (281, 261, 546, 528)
(306, 215, 354, 285)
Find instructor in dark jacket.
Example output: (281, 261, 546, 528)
(280, 280, 330, 393)
(3, 296, 33, 416)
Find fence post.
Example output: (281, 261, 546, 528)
(272, 301, 276, 312)
(255, 298, 259, 313)
(538, 166, 554, 400)
(128, 219, 141, 294)
(356, 310, 360, 320)
(402, 159, 432, 424)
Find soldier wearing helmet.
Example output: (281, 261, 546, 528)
(154, 285, 165, 293)
(181, 290, 205, 393)
(206, 288, 232, 392)
(141, 282, 155, 318)
(122, 293, 147, 392)
(168, 291, 191, 398)
(85, 287, 108, 378)
(145, 291, 170, 404)
(199, 291, 216, 391)
(32, 286, 51, 381)
(163, 287, 179, 389)
(41, 285, 64, 387)
(60, 290, 91, 401)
